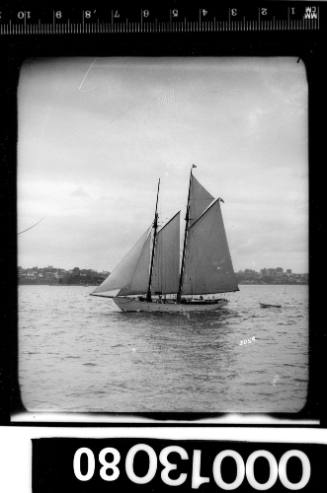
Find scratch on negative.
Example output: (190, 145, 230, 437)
(78, 58, 97, 91)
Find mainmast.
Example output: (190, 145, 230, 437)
(177, 164, 196, 302)
(146, 178, 160, 302)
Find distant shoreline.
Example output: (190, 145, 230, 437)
(18, 266, 308, 287)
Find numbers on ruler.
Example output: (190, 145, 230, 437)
(17, 11, 32, 20)
(304, 6, 318, 20)
(83, 10, 96, 20)
(142, 9, 150, 19)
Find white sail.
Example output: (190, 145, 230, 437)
(92, 227, 151, 297)
(182, 198, 238, 295)
(189, 175, 214, 226)
(151, 211, 180, 295)
(92, 170, 238, 306)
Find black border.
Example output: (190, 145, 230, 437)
(31, 438, 327, 492)
(0, 1, 326, 427)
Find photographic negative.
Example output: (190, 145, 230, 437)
(16, 56, 309, 417)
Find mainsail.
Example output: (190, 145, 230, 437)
(92, 227, 151, 297)
(151, 211, 180, 294)
(182, 198, 239, 295)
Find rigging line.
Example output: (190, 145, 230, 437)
(157, 210, 180, 233)
(177, 164, 194, 301)
(187, 197, 221, 230)
(18, 217, 46, 235)
(147, 177, 160, 301)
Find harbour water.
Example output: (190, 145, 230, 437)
(18, 284, 308, 414)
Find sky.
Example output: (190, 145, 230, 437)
(18, 57, 308, 273)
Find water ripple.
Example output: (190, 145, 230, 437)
(18, 284, 308, 413)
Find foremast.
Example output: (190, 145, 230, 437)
(177, 164, 196, 302)
(146, 178, 160, 302)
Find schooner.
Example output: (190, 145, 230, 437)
(91, 166, 239, 312)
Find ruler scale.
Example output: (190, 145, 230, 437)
(0, 5, 321, 36)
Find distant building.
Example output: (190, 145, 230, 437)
(18, 265, 306, 286)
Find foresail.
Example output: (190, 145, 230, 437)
(151, 211, 180, 295)
(189, 175, 214, 226)
(182, 199, 238, 295)
(92, 227, 151, 297)
(119, 231, 152, 296)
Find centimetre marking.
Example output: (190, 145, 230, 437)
(0, 7, 320, 35)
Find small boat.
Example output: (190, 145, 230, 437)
(260, 302, 282, 309)
(91, 165, 239, 312)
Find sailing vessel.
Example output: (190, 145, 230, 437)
(91, 165, 239, 312)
